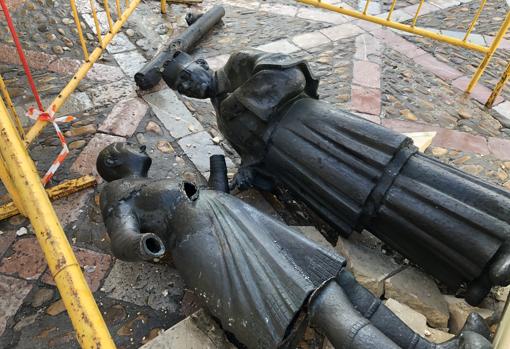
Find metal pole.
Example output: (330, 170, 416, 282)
(0, 92, 115, 348)
(486, 60, 510, 108)
(467, 12, 510, 93)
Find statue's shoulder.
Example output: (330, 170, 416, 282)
(99, 178, 150, 212)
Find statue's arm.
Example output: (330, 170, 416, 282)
(103, 202, 165, 262)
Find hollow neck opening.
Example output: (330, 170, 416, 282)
(145, 237, 163, 254)
(184, 182, 198, 200)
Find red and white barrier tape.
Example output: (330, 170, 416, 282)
(27, 106, 75, 185)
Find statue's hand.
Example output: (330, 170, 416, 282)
(230, 167, 255, 191)
(230, 166, 275, 192)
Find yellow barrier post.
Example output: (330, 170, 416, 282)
(161, 0, 167, 14)
(467, 12, 510, 93)
(0, 94, 115, 348)
(0, 75, 24, 137)
(486, 61, 510, 108)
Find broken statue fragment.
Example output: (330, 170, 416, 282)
(161, 49, 510, 305)
(97, 142, 492, 349)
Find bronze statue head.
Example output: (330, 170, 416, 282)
(96, 142, 152, 182)
(162, 51, 214, 99)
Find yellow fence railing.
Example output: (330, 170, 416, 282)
(298, 0, 510, 108)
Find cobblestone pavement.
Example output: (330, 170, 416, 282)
(1, 0, 510, 347)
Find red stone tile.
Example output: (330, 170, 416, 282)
(52, 189, 94, 228)
(371, 29, 426, 59)
(452, 76, 504, 105)
(432, 129, 490, 155)
(382, 119, 440, 133)
(0, 274, 32, 336)
(413, 53, 464, 81)
(352, 60, 380, 88)
(488, 137, 510, 161)
(47, 57, 81, 76)
(42, 247, 112, 292)
(70, 133, 125, 181)
(98, 98, 148, 137)
(351, 85, 381, 115)
(0, 237, 47, 280)
(0, 44, 54, 71)
(0, 230, 16, 258)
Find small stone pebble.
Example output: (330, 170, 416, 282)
(400, 109, 417, 121)
(431, 147, 448, 157)
(51, 45, 64, 54)
(16, 227, 28, 236)
(126, 28, 135, 37)
(146, 121, 163, 135)
(31, 288, 54, 307)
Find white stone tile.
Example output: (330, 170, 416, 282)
(178, 131, 234, 174)
(255, 39, 300, 54)
(377, 9, 413, 22)
(466, 33, 486, 46)
(143, 88, 204, 139)
(260, 3, 298, 17)
(441, 30, 466, 40)
(108, 33, 137, 54)
(357, 0, 382, 15)
(354, 33, 382, 60)
(429, 0, 461, 9)
(493, 101, 510, 128)
(291, 31, 331, 50)
(114, 50, 147, 78)
(297, 7, 351, 25)
(320, 23, 365, 41)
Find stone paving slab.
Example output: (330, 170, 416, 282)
(98, 97, 148, 137)
(0, 274, 32, 336)
(101, 260, 185, 313)
(41, 247, 112, 292)
(177, 131, 235, 174)
(0, 238, 47, 281)
(113, 49, 148, 78)
(143, 88, 204, 139)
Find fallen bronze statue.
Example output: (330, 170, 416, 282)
(161, 49, 510, 305)
(97, 142, 492, 349)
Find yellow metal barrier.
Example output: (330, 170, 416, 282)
(297, 0, 510, 106)
(0, 175, 97, 221)
(0, 98, 115, 348)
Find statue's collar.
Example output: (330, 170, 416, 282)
(213, 69, 231, 96)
